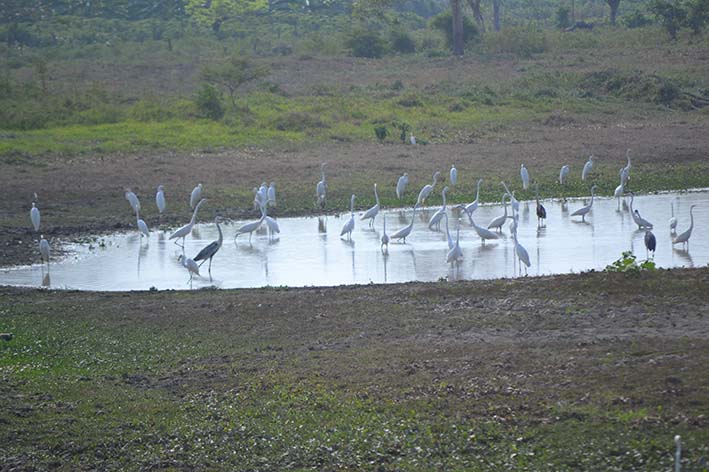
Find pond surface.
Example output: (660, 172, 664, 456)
(1, 191, 707, 291)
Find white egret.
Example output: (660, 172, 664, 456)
(125, 189, 140, 213)
(449, 165, 457, 187)
(156, 185, 166, 218)
(178, 254, 200, 283)
(381, 215, 389, 253)
(669, 203, 677, 234)
(169, 198, 207, 248)
(190, 183, 203, 209)
(316, 163, 327, 208)
(30, 202, 40, 232)
(264, 212, 280, 241)
(428, 186, 449, 231)
(512, 230, 531, 275)
(570, 185, 597, 222)
(620, 149, 631, 186)
(457, 178, 483, 224)
(409, 133, 416, 145)
(535, 184, 547, 227)
(235, 208, 266, 243)
(628, 193, 653, 229)
(340, 194, 356, 240)
(500, 181, 519, 213)
(391, 204, 419, 243)
(39, 235, 50, 265)
(672, 205, 696, 249)
(253, 186, 267, 210)
(396, 173, 409, 200)
(417, 171, 441, 205)
(360, 184, 380, 227)
(136, 209, 149, 241)
(644, 229, 656, 259)
(193, 216, 224, 276)
(674, 435, 682, 472)
(268, 182, 276, 206)
(446, 222, 463, 266)
(613, 176, 625, 211)
(470, 216, 499, 243)
(582, 155, 594, 181)
(509, 211, 518, 236)
(559, 165, 570, 185)
(487, 194, 510, 232)
(443, 213, 455, 250)
(520, 164, 530, 190)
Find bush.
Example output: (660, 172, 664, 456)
(605, 251, 656, 273)
(374, 125, 389, 142)
(430, 11, 479, 50)
(624, 10, 654, 28)
(556, 7, 573, 29)
(347, 29, 387, 58)
(390, 29, 416, 54)
(195, 84, 224, 121)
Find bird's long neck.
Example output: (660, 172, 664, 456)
(442, 189, 447, 206)
(689, 207, 694, 230)
(383, 216, 386, 232)
(374, 186, 379, 205)
(475, 181, 481, 201)
(216, 221, 223, 244)
(409, 206, 417, 227)
(191, 201, 203, 224)
(350, 196, 355, 214)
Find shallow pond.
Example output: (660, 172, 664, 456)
(1, 191, 706, 291)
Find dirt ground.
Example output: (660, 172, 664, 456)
(2, 117, 708, 266)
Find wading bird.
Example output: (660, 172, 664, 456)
(391, 204, 419, 243)
(443, 213, 455, 250)
(156, 185, 166, 222)
(316, 163, 327, 209)
(500, 181, 519, 213)
(30, 202, 40, 232)
(177, 254, 200, 284)
(644, 229, 656, 259)
(446, 222, 463, 266)
(487, 194, 510, 233)
(457, 178, 483, 224)
(613, 176, 625, 211)
(512, 229, 531, 275)
(620, 149, 631, 186)
(125, 189, 140, 214)
(672, 205, 696, 249)
(360, 184, 380, 227)
(417, 171, 441, 205)
(559, 165, 570, 185)
(396, 173, 409, 200)
(169, 198, 207, 248)
(669, 203, 677, 234)
(428, 186, 449, 231)
(235, 208, 266, 243)
(409, 133, 416, 145)
(39, 235, 50, 265)
(381, 215, 389, 253)
(582, 155, 595, 181)
(628, 193, 653, 229)
(190, 183, 203, 209)
(340, 194, 356, 240)
(470, 216, 500, 244)
(535, 183, 546, 227)
(136, 210, 149, 242)
(264, 212, 280, 241)
(268, 182, 276, 206)
(450, 165, 457, 187)
(520, 164, 530, 190)
(193, 216, 223, 277)
(570, 185, 597, 222)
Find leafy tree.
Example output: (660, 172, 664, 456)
(185, 0, 267, 32)
(195, 84, 224, 120)
(430, 10, 479, 53)
(686, 0, 709, 34)
(201, 58, 270, 106)
(651, 0, 687, 39)
(347, 28, 387, 58)
(556, 6, 572, 28)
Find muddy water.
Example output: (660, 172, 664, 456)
(1, 191, 706, 291)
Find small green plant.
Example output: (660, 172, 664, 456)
(605, 251, 656, 273)
(347, 28, 387, 58)
(374, 125, 388, 142)
(390, 29, 416, 54)
(394, 122, 411, 144)
(194, 84, 224, 121)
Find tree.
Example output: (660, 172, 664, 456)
(492, 0, 501, 31)
(185, 0, 267, 32)
(606, 0, 621, 25)
(201, 58, 270, 107)
(651, 0, 687, 39)
(450, 0, 464, 55)
(467, 0, 485, 33)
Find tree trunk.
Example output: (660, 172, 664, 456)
(450, 0, 464, 56)
(607, 0, 620, 25)
(492, 0, 501, 32)
(467, 0, 485, 33)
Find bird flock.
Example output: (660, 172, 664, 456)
(28, 150, 699, 284)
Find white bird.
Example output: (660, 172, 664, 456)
(268, 182, 276, 206)
(258, 182, 268, 205)
(443, 213, 455, 250)
(449, 165, 457, 187)
(570, 185, 597, 221)
(520, 164, 530, 190)
(39, 235, 50, 265)
(417, 171, 441, 205)
(669, 203, 677, 234)
(136, 210, 149, 241)
(500, 181, 519, 213)
(628, 193, 653, 229)
(193, 216, 224, 275)
(177, 254, 200, 283)
(169, 198, 207, 248)
(457, 178, 483, 224)
(156, 185, 166, 216)
(559, 165, 570, 185)
(190, 183, 203, 210)
(446, 222, 463, 266)
(316, 163, 327, 209)
(396, 173, 409, 200)
(613, 176, 625, 211)
(672, 205, 696, 249)
(381, 215, 389, 253)
(509, 211, 518, 236)
(340, 194, 356, 240)
(428, 186, 449, 231)
(582, 155, 595, 181)
(409, 133, 416, 145)
(470, 215, 500, 243)
(264, 215, 280, 241)
(360, 184, 380, 227)
(30, 202, 40, 232)
(391, 204, 419, 243)
(253, 186, 267, 210)
(125, 189, 140, 213)
(235, 208, 266, 243)
(487, 194, 510, 232)
(512, 229, 531, 275)
(674, 435, 682, 472)
(620, 149, 631, 186)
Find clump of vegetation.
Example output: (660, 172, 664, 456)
(581, 69, 691, 108)
(201, 57, 270, 107)
(556, 6, 573, 29)
(651, 0, 709, 38)
(624, 10, 655, 28)
(390, 29, 416, 54)
(605, 251, 656, 273)
(397, 93, 423, 107)
(347, 28, 387, 58)
(430, 11, 479, 51)
(195, 84, 224, 121)
(374, 125, 388, 142)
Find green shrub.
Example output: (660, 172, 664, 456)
(397, 93, 423, 107)
(430, 11, 479, 50)
(347, 29, 387, 58)
(374, 125, 389, 142)
(624, 10, 655, 28)
(390, 29, 416, 54)
(605, 251, 656, 273)
(195, 84, 224, 121)
(556, 7, 573, 29)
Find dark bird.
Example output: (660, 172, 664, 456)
(193, 216, 223, 278)
(535, 183, 547, 227)
(644, 229, 656, 259)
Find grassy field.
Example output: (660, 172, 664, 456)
(2, 269, 709, 470)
